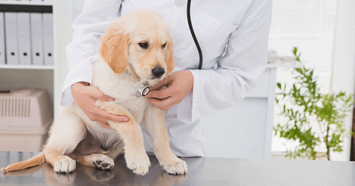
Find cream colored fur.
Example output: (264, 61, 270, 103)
(2, 9, 187, 176)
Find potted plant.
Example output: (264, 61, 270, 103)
(274, 47, 354, 160)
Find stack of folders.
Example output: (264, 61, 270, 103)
(0, 12, 53, 66)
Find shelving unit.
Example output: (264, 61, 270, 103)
(0, 0, 72, 151)
(0, 65, 54, 70)
(0, 0, 58, 116)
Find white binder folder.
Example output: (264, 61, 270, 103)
(17, 13, 32, 65)
(30, 13, 44, 65)
(5, 12, 19, 65)
(42, 13, 53, 66)
(0, 13, 5, 65)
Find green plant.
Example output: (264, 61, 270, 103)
(274, 47, 354, 160)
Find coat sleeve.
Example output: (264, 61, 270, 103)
(176, 0, 273, 122)
(60, 0, 122, 107)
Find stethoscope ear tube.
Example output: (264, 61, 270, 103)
(187, 0, 203, 70)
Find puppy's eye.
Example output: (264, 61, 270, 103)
(162, 43, 167, 49)
(138, 42, 149, 49)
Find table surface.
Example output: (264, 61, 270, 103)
(0, 151, 355, 186)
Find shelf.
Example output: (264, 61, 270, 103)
(0, 1, 52, 12)
(0, 1, 52, 6)
(0, 65, 54, 70)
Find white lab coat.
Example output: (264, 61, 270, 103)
(61, 0, 272, 157)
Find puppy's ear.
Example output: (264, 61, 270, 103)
(100, 26, 129, 74)
(165, 39, 175, 75)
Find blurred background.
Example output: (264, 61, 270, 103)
(0, 0, 354, 162)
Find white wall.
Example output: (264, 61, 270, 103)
(53, 0, 85, 117)
(53, 0, 72, 117)
(330, 0, 355, 161)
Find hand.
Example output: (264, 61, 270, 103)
(71, 82, 129, 130)
(145, 71, 194, 111)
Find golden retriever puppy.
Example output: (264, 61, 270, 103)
(2, 9, 187, 176)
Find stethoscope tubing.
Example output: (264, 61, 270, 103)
(187, 0, 203, 70)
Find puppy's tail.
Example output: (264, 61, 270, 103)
(1, 152, 45, 173)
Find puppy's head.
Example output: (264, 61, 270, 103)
(99, 9, 174, 83)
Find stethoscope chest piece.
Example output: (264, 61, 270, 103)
(135, 83, 150, 97)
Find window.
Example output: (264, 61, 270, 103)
(269, 0, 339, 153)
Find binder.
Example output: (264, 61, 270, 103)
(0, 13, 5, 65)
(42, 13, 53, 66)
(30, 13, 44, 65)
(17, 13, 32, 65)
(5, 12, 19, 65)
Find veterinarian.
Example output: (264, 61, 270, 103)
(61, 0, 272, 157)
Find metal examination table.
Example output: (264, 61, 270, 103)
(0, 151, 354, 186)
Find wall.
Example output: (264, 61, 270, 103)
(330, 0, 355, 161)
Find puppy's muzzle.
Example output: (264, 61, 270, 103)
(152, 67, 165, 78)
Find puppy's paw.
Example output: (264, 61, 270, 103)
(54, 157, 76, 174)
(162, 159, 188, 175)
(125, 152, 151, 176)
(92, 154, 114, 170)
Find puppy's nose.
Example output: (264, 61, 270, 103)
(152, 67, 165, 78)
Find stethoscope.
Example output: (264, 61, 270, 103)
(136, 0, 202, 97)
(187, 0, 203, 70)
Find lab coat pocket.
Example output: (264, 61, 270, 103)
(183, 11, 238, 69)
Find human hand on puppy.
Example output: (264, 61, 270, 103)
(71, 82, 129, 130)
(145, 70, 194, 111)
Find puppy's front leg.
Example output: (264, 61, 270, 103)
(144, 105, 188, 175)
(96, 101, 150, 175)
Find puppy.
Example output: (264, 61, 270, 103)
(2, 9, 187, 176)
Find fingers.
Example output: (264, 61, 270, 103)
(146, 84, 175, 99)
(150, 75, 173, 90)
(93, 107, 129, 123)
(103, 111, 130, 123)
(98, 94, 115, 102)
(88, 87, 115, 102)
(72, 82, 128, 130)
(72, 82, 114, 102)
(97, 121, 115, 130)
(150, 79, 166, 90)
(149, 97, 176, 111)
